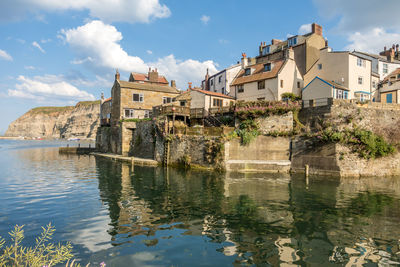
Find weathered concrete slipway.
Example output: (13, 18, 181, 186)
(96, 100, 400, 177)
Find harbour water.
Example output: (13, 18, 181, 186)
(0, 140, 399, 266)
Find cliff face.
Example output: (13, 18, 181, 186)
(5, 101, 100, 139)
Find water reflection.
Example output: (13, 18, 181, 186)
(2, 141, 400, 266)
(94, 158, 400, 266)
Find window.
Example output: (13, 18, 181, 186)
(358, 76, 363, 85)
(383, 63, 388, 74)
(288, 37, 297, 46)
(258, 80, 265, 90)
(264, 63, 271, 72)
(357, 58, 366, 67)
(317, 64, 322, 70)
(237, 85, 244, 93)
(133, 93, 144, 102)
(163, 97, 172, 104)
(334, 89, 348, 99)
(297, 81, 301, 89)
(222, 87, 225, 94)
(372, 81, 376, 88)
(280, 80, 284, 88)
(262, 46, 270, 55)
(180, 101, 186, 107)
(144, 110, 150, 118)
(245, 68, 251, 76)
(210, 79, 214, 86)
(257, 97, 265, 101)
(213, 98, 223, 107)
(218, 76, 222, 83)
(124, 109, 135, 118)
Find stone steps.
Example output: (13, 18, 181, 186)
(226, 160, 291, 173)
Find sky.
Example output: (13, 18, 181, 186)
(1, 0, 400, 134)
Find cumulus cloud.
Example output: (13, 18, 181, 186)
(200, 15, 210, 25)
(8, 75, 95, 102)
(146, 50, 153, 55)
(61, 20, 218, 88)
(345, 28, 400, 53)
(0, 0, 170, 23)
(0, 49, 13, 61)
(298, 24, 311, 35)
(24, 65, 35, 70)
(32, 41, 45, 53)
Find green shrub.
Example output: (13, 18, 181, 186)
(120, 118, 152, 123)
(235, 119, 259, 145)
(281, 93, 301, 101)
(0, 223, 74, 267)
(316, 128, 395, 159)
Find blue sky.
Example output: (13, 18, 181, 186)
(0, 0, 399, 134)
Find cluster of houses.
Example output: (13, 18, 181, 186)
(100, 23, 400, 126)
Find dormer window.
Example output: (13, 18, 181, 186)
(245, 68, 251, 76)
(264, 63, 271, 72)
(262, 46, 270, 55)
(288, 37, 297, 47)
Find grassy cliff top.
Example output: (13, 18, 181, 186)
(28, 100, 100, 115)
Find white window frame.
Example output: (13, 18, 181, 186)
(262, 46, 270, 55)
(163, 96, 172, 104)
(133, 93, 144, 102)
(357, 58, 365, 67)
(383, 63, 388, 74)
(124, 109, 135, 118)
(144, 110, 150, 118)
(358, 76, 363, 85)
(237, 85, 244, 93)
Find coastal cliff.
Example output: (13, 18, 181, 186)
(5, 100, 100, 139)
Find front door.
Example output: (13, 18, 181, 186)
(386, 93, 393, 103)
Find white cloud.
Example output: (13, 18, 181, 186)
(218, 39, 229, 44)
(24, 65, 35, 70)
(313, 0, 400, 33)
(200, 15, 210, 25)
(0, 49, 13, 61)
(146, 50, 153, 55)
(40, 38, 51, 43)
(8, 75, 95, 102)
(345, 28, 400, 53)
(32, 41, 45, 53)
(298, 24, 311, 35)
(61, 20, 218, 88)
(0, 0, 170, 23)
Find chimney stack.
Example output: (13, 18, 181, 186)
(241, 53, 248, 69)
(311, 23, 323, 36)
(188, 82, 192, 90)
(271, 39, 282, 45)
(148, 67, 159, 83)
(171, 80, 176, 88)
(204, 68, 210, 91)
(115, 69, 120, 81)
(286, 47, 294, 60)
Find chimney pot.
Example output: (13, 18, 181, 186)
(171, 80, 176, 88)
(241, 52, 247, 58)
(115, 69, 120, 81)
(188, 82, 192, 89)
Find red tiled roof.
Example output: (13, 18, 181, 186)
(231, 60, 285, 86)
(191, 88, 235, 99)
(130, 72, 168, 84)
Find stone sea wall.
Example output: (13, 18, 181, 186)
(293, 100, 400, 177)
(6, 101, 100, 139)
